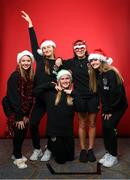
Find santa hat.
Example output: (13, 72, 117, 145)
(57, 69, 72, 81)
(37, 40, 56, 56)
(17, 50, 34, 63)
(73, 40, 86, 50)
(88, 49, 113, 65)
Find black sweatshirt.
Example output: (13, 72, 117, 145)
(33, 83, 85, 136)
(62, 57, 97, 98)
(3, 71, 32, 121)
(98, 70, 128, 113)
(29, 27, 57, 87)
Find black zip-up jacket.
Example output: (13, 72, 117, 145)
(2, 71, 32, 121)
(33, 83, 85, 136)
(98, 70, 128, 113)
(62, 57, 98, 98)
(29, 27, 57, 87)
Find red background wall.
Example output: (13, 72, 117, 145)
(0, 0, 130, 138)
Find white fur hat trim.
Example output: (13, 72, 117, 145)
(37, 40, 56, 56)
(88, 53, 113, 65)
(17, 50, 34, 63)
(57, 69, 72, 81)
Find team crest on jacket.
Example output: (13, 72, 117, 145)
(103, 78, 107, 85)
(103, 78, 109, 90)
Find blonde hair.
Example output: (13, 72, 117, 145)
(88, 62, 124, 93)
(19, 62, 34, 81)
(55, 91, 73, 106)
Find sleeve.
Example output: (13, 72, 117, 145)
(102, 70, 123, 113)
(70, 90, 85, 112)
(2, 96, 12, 117)
(62, 59, 74, 70)
(7, 72, 24, 121)
(29, 27, 43, 62)
(33, 82, 55, 97)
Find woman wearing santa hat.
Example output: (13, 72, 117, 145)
(2, 50, 34, 169)
(21, 11, 59, 161)
(33, 69, 85, 164)
(88, 49, 128, 167)
(56, 40, 100, 163)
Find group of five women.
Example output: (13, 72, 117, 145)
(2, 11, 128, 169)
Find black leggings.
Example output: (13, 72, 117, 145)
(30, 99, 46, 149)
(47, 136, 74, 164)
(102, 108, 127, 156)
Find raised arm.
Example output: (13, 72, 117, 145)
(21, 11, 40, 61)
(21, 10, 33, 27)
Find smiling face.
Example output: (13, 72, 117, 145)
(19, 55, 32, 70)
(90, 59, 101, 69)
(58, 74, 71, 89)
(74, 41, 87, 59)
(42, 45, 55, 59)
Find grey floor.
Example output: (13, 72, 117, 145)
(0, 138, 130, 179)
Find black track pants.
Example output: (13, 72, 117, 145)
(30, 99, 46, 149)
(102, 108, 127, 156)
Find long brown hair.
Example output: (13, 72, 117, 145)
(45, 59, 51, 75)
(44, 54, 55, 75)
(88, 62, 124, 93)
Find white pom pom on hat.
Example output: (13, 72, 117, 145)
(37, 40, 56, 56)
(57, 69, 72, 81)
(106, 57, 113, 65)
(88, 49, 113, 65)
(17, 50, 34, 64)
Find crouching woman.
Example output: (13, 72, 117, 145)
(2, 50, 34, 169)
(33, 69, 85, 164)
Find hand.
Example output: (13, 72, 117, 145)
(15, 121, 25, 129)
(23, 116, 29, 125)
(55, 58, 62, 67)
(55, 84, 62, 91)
(64, 89, 72, 94)
(51, 81, 57, 86)
(21, 11, 33, 27)
(102, 113, 112, 120)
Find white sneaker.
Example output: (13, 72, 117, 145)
(40, 149, 51, 161)
(103, 154, 118, 167)
(98, 153, 110, 164)
(30, 149, 43, 161)
(11, 155, 27, 162)
(13, 158, 27, 169)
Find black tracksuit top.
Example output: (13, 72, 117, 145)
(62, 57, 97, 98)
(29, 27, 57, 87)
(33, 83, 85, 137)
(98, 70, 128, 113)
